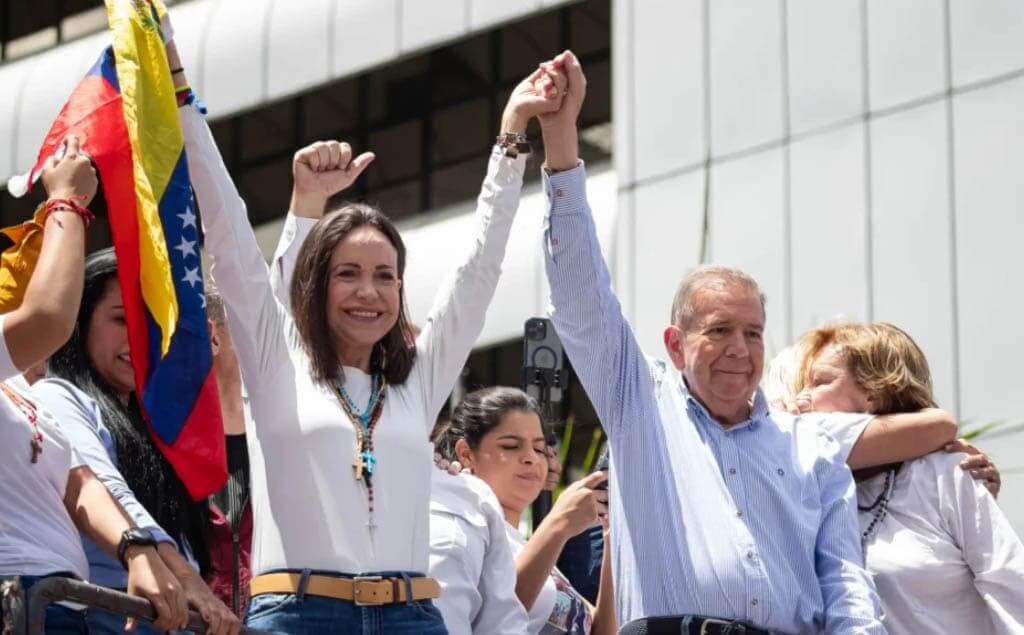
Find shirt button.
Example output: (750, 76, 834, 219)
(729, 468, 736, 475)
(777, 468, 785, 476)
(747, 551, 755, 560)
(555, 188, 565, 198)
(736, 510, 743, 518)
(751, 598, 759, 607)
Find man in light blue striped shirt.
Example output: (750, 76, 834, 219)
(537, 52, 884, 634)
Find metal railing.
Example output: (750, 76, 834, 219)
(1, 577, 269, 634)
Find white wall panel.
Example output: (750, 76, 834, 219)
(708, 148, 788, 355)
(866, 0, 945, 111)
(166, 0, 215, 95)
(789, 124, 868, 336)
(470, 0, 540, 30)
(787, 0, 862, 134)
(612, 0, 635, 186)
(400, 0, 468, 54)
(14, 35, 102, 174)
(709, 1, 783, 156)
(953, 78, 1024, 424)
(201, 0, 272, 116)
(0, 57, 34, 182)
(266, 0, 331, 100)
(949, 0, 1024, 87)
(632, 172, 705, 359)
(632, 0, 704, 182)
(870, 102, 956, 410)
(331, 0, 400, 79)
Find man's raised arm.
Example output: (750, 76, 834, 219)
(541, 51, 652, 439)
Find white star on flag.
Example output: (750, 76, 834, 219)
(177, 208, 197, 229)
(182, 266, 202, 288)
(174, 236, 196, 259)
(199, 292, 206, 309)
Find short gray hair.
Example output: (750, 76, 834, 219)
(670, 265, 766, 327)
(205, 285, 227, 324)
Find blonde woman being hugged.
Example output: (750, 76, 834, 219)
(168, 37, 565, 632)
(791, 322, 1024, 634)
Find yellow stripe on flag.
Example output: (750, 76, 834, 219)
(105, 0, 180, 354)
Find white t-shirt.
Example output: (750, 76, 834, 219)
(858, 452, 1024, 635)
(182, 103, 526, 575)
(506, 526, 593, 635)
(428, 471, 529, 635)
(0, 314, 89, 580)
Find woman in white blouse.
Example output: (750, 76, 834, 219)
(0, 137, 188, 633)
(791, 322, 1024, 634)
(169, 39, 566, 632)
(435, 387, 616, 635)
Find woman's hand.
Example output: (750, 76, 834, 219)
(40, 135, 97, 207)
(434, 452, 466, 475)
(123, 546, 189, 632)
(290, 140, 375, 218)
(547, 470, 608, 539)
(945, 438, 1001, 497)
(500, 60, 568, 134)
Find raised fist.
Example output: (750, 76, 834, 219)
(290, 140, 375, 217)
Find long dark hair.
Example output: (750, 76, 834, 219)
(48, 248, 210, 573)
(434, 386, 544, 461)
(290, 202, 416, 386)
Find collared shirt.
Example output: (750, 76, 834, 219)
(542, 164, 883, 634)
(428, 471, 529, 635)
(820, 418, 1024, 634)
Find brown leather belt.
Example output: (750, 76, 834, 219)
(249, 573, 441, 606)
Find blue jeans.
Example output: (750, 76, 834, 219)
(244, 571, 448, 635)
(20, 575, 89, 635)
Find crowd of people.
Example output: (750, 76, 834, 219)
(2, 11, 1024, 635)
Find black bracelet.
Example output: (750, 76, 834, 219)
(170, 67, 184, 75)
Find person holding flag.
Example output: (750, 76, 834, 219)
(167, 27, 568, 633)
(0, 138, 191, 634)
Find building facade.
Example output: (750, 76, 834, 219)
(1, 0, 1021, 529)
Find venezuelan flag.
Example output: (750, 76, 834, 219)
(9, 0, 226, 499)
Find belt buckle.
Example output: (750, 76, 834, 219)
(699, 617, 736, 635)
(352, 575, 384, 606)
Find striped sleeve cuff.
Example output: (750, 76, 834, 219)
(543, 161, 588, 215)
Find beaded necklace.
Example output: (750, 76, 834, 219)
(330, 373, 387, 531)
(0, 382, 44, 464)
(858, 468, 896, 549)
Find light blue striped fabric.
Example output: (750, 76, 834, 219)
(541, 165, 884, 634)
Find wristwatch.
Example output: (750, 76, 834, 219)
(496, 132, 531, 158)
(117, 528, 158, 569)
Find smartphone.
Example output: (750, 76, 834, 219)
(522, 317, 566, 404)
(593, 447, 610, 491)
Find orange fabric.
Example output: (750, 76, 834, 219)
(0, 205, 47, 312)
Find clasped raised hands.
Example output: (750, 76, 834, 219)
(290, 140, 375, 218)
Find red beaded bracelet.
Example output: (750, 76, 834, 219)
(44, 196, 95, 228)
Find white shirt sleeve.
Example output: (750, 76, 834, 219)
(939, 453, 1024, 634)
(808, 412, 875, 465)
(429, 473, 528, 635)
(0, 314, 21, 382)
(269, 214, 317, 313)
(410, 147, 525, 425)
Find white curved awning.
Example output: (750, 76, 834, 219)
(0, 0, 575, 188)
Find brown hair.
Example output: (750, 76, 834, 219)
(794, 322, 936, 415)
(289, 202, 416, 386)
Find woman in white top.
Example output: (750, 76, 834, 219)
(435, 387, 616, 635)
(791, 321, 1024, 634)
(0, 136, 188, 633)
(167, 40, 565, 632)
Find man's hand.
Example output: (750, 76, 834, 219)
(40, 135, 98, 207)
(500, 63, 567, 134)
(123, 546, 188, 632)
(945, 438, 1001, 497)
(290, 141, 375, 218)
(536, 50, 587, 172)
